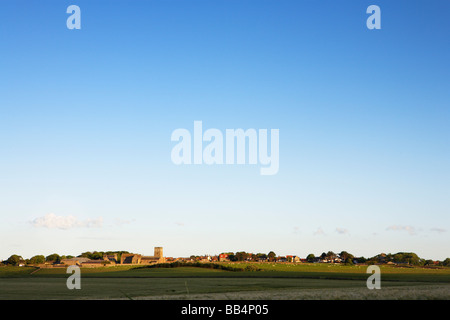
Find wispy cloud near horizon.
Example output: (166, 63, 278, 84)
(336, 228, 349, 235)
(114, 218, 134, 226)
(386, 225, 417, 235)
(31, 213, 103, 230)
(430, 227, 446, 233)
(313, 227, 325, 236)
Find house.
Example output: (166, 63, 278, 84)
(141, 255, 164, 264)
(174, 257, 190, 262)
(286, 255, 301, 263)
(103, 254, 118, 263)
(121, 254, 142, 264)
(121, 247, 165, 265)
(81, 260, 111, 268)
(257, 257, 268, 262)
(219, 254, 229, 262)
(61, 257, 91, 266)
(199, 256, 212, 263)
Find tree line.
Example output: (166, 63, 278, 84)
(203, 250, 450, 267)
(0, 251, 129, 266)
(2, 250, 450, 267)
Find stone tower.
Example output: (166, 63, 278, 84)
(154, 247, 163, 258)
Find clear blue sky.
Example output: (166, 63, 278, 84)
(0, 0, 449, 260)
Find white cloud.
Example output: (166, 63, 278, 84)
(336, 228, 349, 235)
(386, 225, 416, 235)
(31, 213, 103, 230)
(313, 227, 325, 236)
(114, 218, 134, 226)
(430, 227, 446, 233)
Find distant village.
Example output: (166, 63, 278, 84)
(1, 247, 449, 268)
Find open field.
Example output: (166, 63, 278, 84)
(221, 262, 450, 274)
(1, 264, 449, 300)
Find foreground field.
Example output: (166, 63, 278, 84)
(1, 264, 449, 300)
(134, 285, 450, 300)
(2, 275, 448, 300)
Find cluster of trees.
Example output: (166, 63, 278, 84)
(1, 253, 73, 266)
(79, 251, 129, 261)
(211, 250, 450, 267)
(215, 251, 367, 264)
(190, 251, 278, 262)
(367, 252, 450, 267)
(220, 251, 277, 262)
(305, 251, 450, 267)
(1, 251, 129, 266)
(305, 251, 361, 264)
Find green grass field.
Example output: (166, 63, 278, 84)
(1, 263, 449, 300)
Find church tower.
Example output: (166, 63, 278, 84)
(154, 247, 163, 258)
